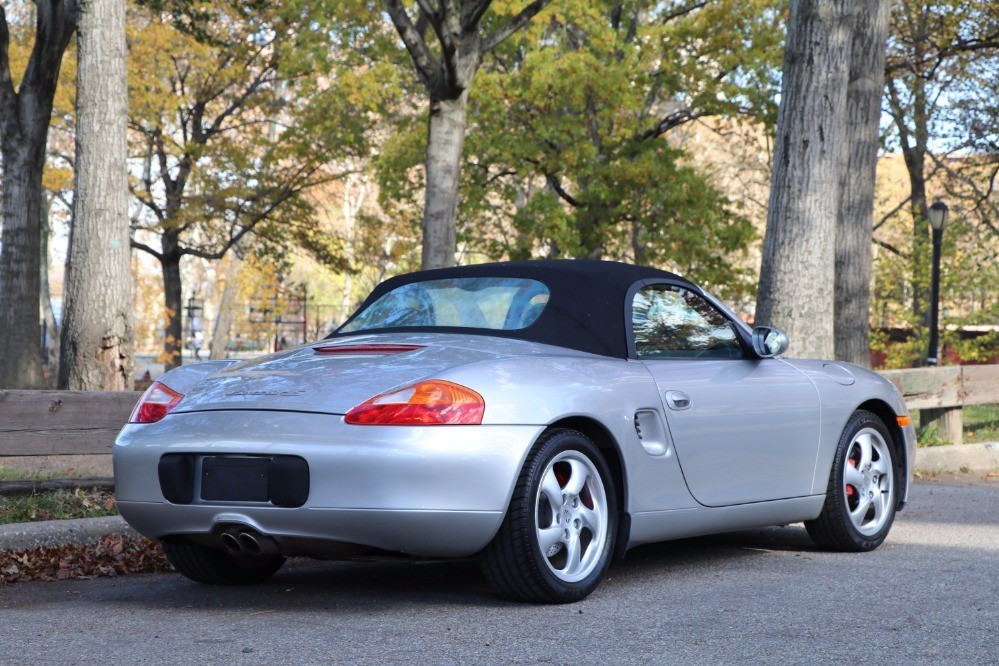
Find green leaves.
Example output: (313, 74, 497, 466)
(443, 0, 780, 295)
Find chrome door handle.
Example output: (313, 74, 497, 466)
(664, 390, 692, 411)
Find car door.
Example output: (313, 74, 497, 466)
(632, 283, 821, 507)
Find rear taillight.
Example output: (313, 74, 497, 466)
(344, 380, 484, 425)
(313, 344, 423, 355)
(129, 381, 184, 424)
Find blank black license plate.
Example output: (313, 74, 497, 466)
(201, 457, 269, 502)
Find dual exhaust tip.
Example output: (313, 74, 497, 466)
(220, 528, 278, 556)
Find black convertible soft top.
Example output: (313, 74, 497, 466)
(332, 260, 699, 359)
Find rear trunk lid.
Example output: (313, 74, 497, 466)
(171, 337, 507, 416)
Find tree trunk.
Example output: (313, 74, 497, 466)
(421, 90, 469, 270)
(834, 0, 890, 367)
(0, 2, 78, 389)
(209, 254, 242, 360)
(59, 0, 133, 391)
(0, 142, 47, 388)
(40, 193, 59, 386)
(756, 0, 854, 360)
(161, 240, 184, 371)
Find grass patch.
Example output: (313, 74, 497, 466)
(964, 403, 999, 443)
(911, 403, 999, 446)
(0, 489, 118, 525)
(0, 467, 87, 482)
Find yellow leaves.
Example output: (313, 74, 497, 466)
(127, 15, 216, 124)
(42, 166, 73, 195)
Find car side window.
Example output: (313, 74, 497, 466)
(632, 285, 743, 359)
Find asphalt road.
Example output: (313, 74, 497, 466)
(1, 480, 996, 665)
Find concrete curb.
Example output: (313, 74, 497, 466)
(0, 515, 138, 552)
(915, 442, 999, 472)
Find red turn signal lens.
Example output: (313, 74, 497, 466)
(129, 381, 184, 424)
(345, 380, 484, 425)
(896, 415, 911, 427)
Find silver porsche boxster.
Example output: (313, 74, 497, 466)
(114, 260, 916, 603)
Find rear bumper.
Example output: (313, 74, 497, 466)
(114, 411, 543, 557)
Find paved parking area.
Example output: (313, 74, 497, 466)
(1, 480, 996, 665)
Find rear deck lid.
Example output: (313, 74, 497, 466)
(171, 339, 502, 416)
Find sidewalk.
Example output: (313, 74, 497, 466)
(916, 441, 999, 471)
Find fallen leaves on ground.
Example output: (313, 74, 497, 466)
(0, 535, 172, 585)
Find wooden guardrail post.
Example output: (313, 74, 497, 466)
(880, 365, 999, 446)
(919, 407, 963, 446)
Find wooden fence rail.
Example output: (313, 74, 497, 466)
(0, 365, 996, 457)
(880, 365, 999, 445)
(0, 390, 140, 456)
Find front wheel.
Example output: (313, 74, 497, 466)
(806, 410, 898, 551)
(480, 429, 617, 603)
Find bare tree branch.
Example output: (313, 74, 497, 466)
(635, 108, 699, 142)
(483, 0, 551, 52)
(461, 0, 492, 31)
(544, 171, 582, 208)
(130, 239, 164, 260)
(383, 0, 438, 87)
(873, 236, 906, 257)
(873, 195, 912, 231)
(662, 0, 707, 24)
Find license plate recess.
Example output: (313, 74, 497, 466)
(201, 457, 270, 502)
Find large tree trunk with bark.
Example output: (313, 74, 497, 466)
(421, 90, 469, 269)
(382, 0, 551, 269)
(161, 242, 184, 371)
(59, 0, 134, 391)
(0, 143, 47, 387)
(834, 0, 891, 367)
(0, 2, 78, 389)
(756, 0, 855, 360)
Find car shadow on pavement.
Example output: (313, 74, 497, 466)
(101, 524, 827, 610)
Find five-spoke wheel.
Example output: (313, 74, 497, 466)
(481, 429, 617, 603)
(841, 427, 895, 537)
(535, 451, 610, 583)
(806, 410, 898, 551)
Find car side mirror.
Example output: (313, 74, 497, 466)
(752, 326, 789, 358)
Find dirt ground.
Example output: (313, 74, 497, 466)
(913, 468, 999, 487)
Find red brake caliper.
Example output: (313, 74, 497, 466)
(554, 465, 594, 509)
(846, 456, 858, 497)
(554, 468, 569, 488)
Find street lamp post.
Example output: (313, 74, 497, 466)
(926, 200, 949, 366)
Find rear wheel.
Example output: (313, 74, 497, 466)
(162, 540, 285, 585)
(806, 410, 897, 551)
(480, 429, 617, 603)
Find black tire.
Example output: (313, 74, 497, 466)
(806, 410, 898, 552)
(480, 429, 617, 604)
(162, 540, 285, 585)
